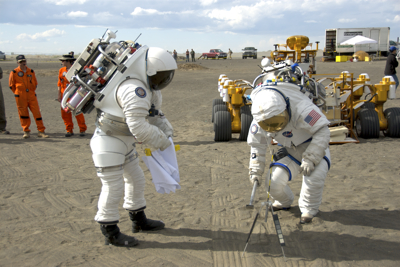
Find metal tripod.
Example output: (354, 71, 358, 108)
(242, 155, 287, 261)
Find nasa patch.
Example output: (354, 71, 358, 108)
(135, 87, 147, 98)
(18, 71, 24, 77)
(250, 124, 258, 134)
(251, 153, 257, 159)
(282, 131, 293, 138)
(63, 71, 67, 77)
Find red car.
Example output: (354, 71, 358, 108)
(200, 49, 227, 59)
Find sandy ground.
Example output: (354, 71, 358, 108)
(0, 55, 400, 267)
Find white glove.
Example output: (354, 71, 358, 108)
(249, 175, 261, 187)
(159, 137, 172, 151)
(162, 123, 173, 138)
(300, 159, 315, 176)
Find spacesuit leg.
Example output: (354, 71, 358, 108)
(91, 128, 141, 247)
(122, 155, 146, 211)
(95, 169, 125, 223)
(123, 152, 165, 233)
(90, 128, 135, 223)
(298, 148, 330, 216)
(270, 156, 299, 208)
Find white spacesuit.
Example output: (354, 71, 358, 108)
(91, 47, 176, 246)
(61, 31, 177, 246)
(248, 73, 331, 224)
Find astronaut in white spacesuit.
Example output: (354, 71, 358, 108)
(90, 47, 176, 246)
(60, 30, 177, 246)
(248, 64, 331, 224)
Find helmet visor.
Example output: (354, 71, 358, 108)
(149, 70, 175, 90)
(257, 110, 289, 133)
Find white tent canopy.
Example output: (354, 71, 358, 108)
(340, 35, 378, 54)
(340, 35, 378, 45)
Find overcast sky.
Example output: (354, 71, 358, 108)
(0, 0, 399, 55)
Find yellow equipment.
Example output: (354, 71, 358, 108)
(271, 35, 320, 74)
(311, 72, 400, 140)
(212, 77, 253, 141)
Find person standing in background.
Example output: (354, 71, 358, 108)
(185, 49, 189, 62)
(228, 48, 233, 59)
(385, 46, 399, 89)
(58, 53, 87, 137)
(0, 66, 10, 134)
(9, 55, 49, 139)
(190, 49, 195, 62)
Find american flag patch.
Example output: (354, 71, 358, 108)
(304, 110, 321, 126)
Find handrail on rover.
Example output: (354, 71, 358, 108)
(309, 73, 359, 144)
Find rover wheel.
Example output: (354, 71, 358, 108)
(383, 107, 400, 137)
(363, 102, 375, 109)
(239, 113, 253, 141)
(355, 108, 380, 139)
(214, 111, 232, 141)
(212, 103, 227, 124)
(212, 99, 224, 122)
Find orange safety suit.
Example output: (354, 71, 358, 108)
(9, 66, 45, 132)
(58, 67, 87, 133)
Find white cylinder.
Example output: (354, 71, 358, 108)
(341, 71, 351, 82)
(222, 79, 232, 102)
(68, 87, 89, 109)
(385, 76, 397, 99)
(223, 88, 230, 102)
(361, 73, 371, 94)
(218, 74, 227, 85)
(220, 78, 228, 96)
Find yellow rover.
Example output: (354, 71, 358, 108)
(312, 72, 399, 139)
(271, 35, 320, 74)
(212, 76, 253, 141)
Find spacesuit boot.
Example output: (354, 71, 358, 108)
(100, 224, 139, 247)
(128, 207, 165, 233)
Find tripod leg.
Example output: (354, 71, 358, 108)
(272, 210, 287, 261)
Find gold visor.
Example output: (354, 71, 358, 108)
(257, 110, 289, 133)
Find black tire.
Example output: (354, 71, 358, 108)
(239, 113, 253, 141)
(240, 105, 251, 115)
(212, 104, 227, 123)
(214, 111, 232, 141)
(355, 108, 380, 139)
(242, 56, 245, 59)
(254, 56, 257, 59)
(212, 99, 224, 109)
(383, 107, 400, 137)
(363, 102, 375, 109)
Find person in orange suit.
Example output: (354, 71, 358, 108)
(9, 55, 49, 139)
(57, 53, 87, 137)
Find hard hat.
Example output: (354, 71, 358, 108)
(147, 47, 177, 90)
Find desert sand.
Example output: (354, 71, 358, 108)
(0, 55, 400, 267)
